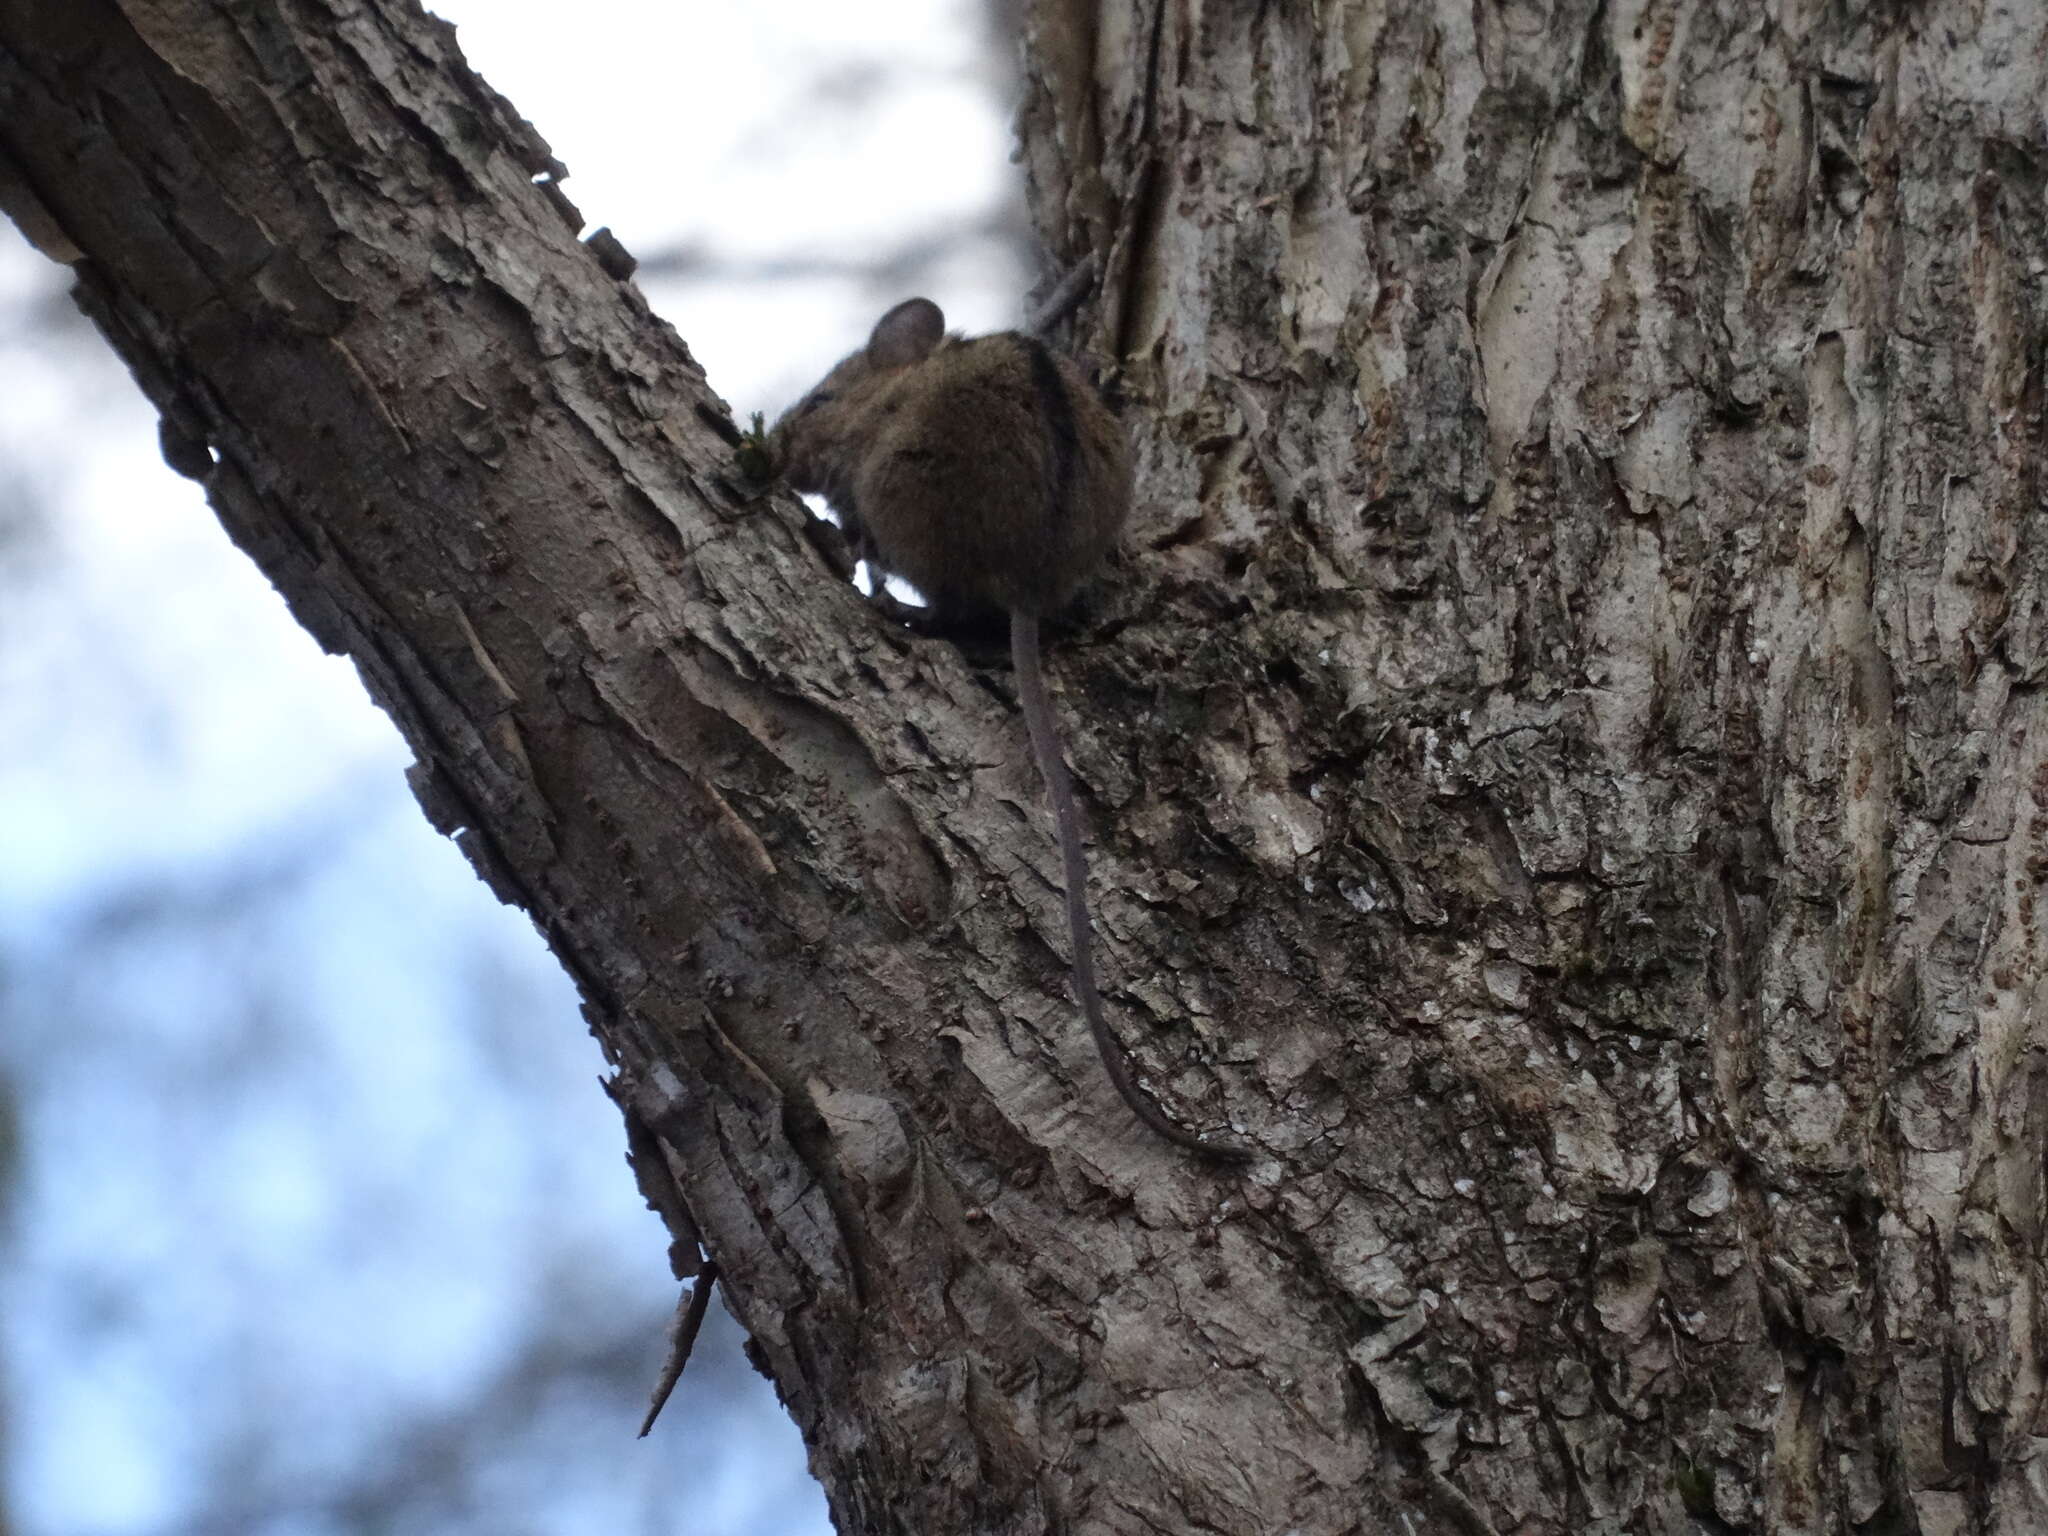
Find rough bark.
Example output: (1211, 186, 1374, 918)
(5, 0, 2046, 1532)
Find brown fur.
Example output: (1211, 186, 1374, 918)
(771, 298, 1130, 618)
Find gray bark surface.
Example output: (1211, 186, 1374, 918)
(4, 1, 2044, 1532)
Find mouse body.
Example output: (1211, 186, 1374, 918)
(774, 297, 1128, 618)
(771, 298, 1246, 1163)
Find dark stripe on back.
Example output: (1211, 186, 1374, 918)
(1022, 336, 1080, 525)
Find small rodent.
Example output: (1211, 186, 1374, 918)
(771, 297, 1247, 1163)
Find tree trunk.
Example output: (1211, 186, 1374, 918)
(5, 0, 2044, 1532)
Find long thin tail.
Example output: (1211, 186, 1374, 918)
(1010, 610, 1249, 1163)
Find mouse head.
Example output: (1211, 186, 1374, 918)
(771, 298, 947, 497)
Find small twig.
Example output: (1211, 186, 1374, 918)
(609, 1071, 720, 1438)
(1025, 252, 1100, 337)
(638, 1260, 719, 1438)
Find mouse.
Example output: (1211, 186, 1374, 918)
(768, 296, 1248, 1163)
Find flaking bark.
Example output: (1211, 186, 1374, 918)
(5, 0, 2046, 1531)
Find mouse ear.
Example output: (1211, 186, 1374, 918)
(868, 298, 945, 369)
